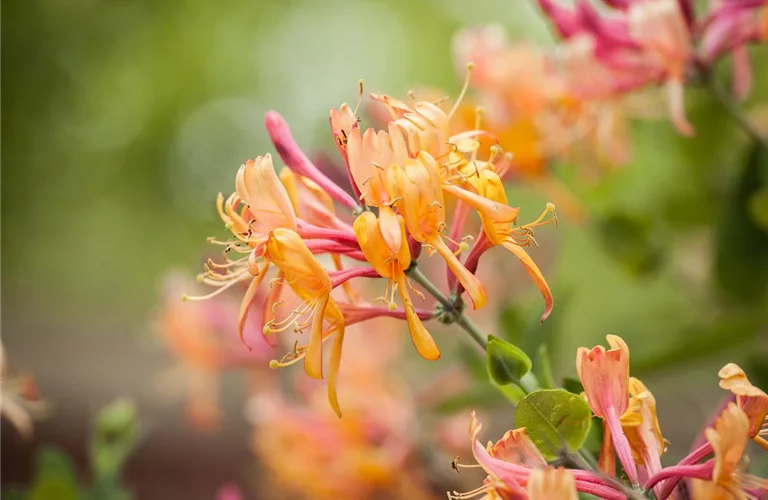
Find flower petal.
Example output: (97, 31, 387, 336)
(398, 278, 440, 360)
(501, 240, 553, 322)
(304, 293, 329, 379)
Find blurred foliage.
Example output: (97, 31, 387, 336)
(3, 399, 140, 500)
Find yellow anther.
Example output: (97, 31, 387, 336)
(225, 221, 234, 230)
(387, 301, 397, 312)
(269, 360, 279, 369)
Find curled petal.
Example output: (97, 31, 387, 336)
(501, 240, 553, 322)
(398, 277, 440, 360)
(442, 183, 520, 223)
(327, 322, 345, 418)
(238, 263, 269, 349)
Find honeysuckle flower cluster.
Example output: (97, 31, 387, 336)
(191, 84, 557, 417)
(0, 343, 49, 439)
(451, 335, 768, 500)
(450, 0, 768, 191)
(536, 0, 767, 134)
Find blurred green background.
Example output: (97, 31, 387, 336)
(3, 0, 768, 497)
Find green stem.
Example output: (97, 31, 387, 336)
(703, 71, 768, 152)
(407, 266, 488, 350)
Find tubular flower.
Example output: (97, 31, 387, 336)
(353, 211, 440, 361)
(261, 228, 346, 416)
(448, 412, 629, 500)
(620, 377, 666, 494)
(577, 335, 639, 484)
(458, 161, 556, 321)
(189, 154, 299, 345)
(369, 90, 522, 227)
(345, 121, 410, 255)
(386, 152, 487, 309)
(530, 0, 767, 140)
(691, 402, 768, 499)
(718, 363, 768, 451)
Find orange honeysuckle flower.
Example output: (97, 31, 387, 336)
(368, 86, 521, 228)
(386, 152, 487, 309)
(577, 335, 638, 484)
(718, 363, 768, 451)
(627, 0, 694, 136)
(261, 228, 346, 417)
(527, 468, 579, 500)
(352, 211, 440, 361)
(691, 402, 768, 499)
(458, 162, 555, 321)
(620, 377, 666, 493)
(345, 122, 410, 255)
(192, 154, 298, 343)
(230, 154, 297, 245)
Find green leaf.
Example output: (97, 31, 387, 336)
(514, 389, 593, 460)
(487, 335, 532, 386)
(714, 144, 768, 305)
(28, 447, 81, 500)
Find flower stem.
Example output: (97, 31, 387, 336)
(703, 71, 768, 152)
(407, 266, 488, 350)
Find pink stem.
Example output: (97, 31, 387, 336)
(574, 480, 627, 500)
(338, 303, 433, 325)
(330, 267, 379, 288)
(645, 461, 714, 496)
(265, 111, 358, 210)
(655, 442, 713, 500)
(303, 240, 367, 261)
(297, 221, 358, 246)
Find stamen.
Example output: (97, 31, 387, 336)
(406, 277, 425, 300)
(370, 162, 384, 171)
(182, 275, 249, 301)
(448, 62, 475, 120)
(353, 79, 364, 116)
(470, 107, 484, 163)
(447, 482, 495, 500)
(407, 90, 416, 108)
